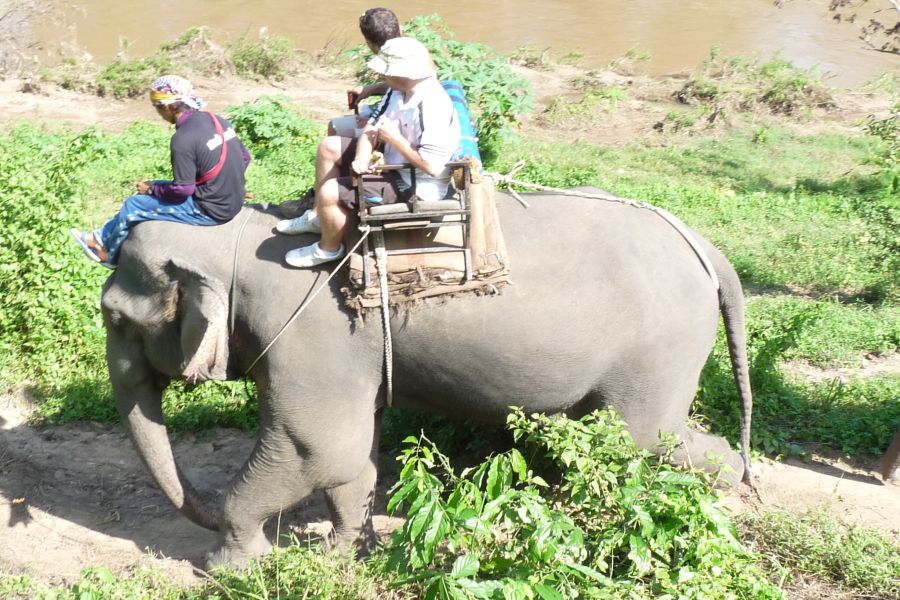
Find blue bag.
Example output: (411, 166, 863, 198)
(441, 80, 482, 167)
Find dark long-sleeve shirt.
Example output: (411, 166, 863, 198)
(147, 110, 251, 222)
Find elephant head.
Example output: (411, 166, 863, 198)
(101, 256, 232, 530)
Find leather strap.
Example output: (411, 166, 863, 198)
(195, 112, 228, 185)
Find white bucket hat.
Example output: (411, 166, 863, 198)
(366, 37, 435, 80)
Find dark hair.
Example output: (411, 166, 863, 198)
(358, 7, 401, 49)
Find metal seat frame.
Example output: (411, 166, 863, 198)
(356, 161, 473, 288)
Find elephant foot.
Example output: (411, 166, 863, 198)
(673, 428, 745, 487)
(325, 522, 378, 560)
(205, 531, 273, 570)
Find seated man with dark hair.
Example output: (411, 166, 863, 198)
(70, 75, 251, 267)
(277, 37, 460, 268)
(328, 7, 402, 137)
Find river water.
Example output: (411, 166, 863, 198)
(37, 0, 898, 86)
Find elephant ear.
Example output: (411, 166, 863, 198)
(165, 259, 230, 383)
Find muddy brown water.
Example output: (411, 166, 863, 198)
(34, 0, 899, 87)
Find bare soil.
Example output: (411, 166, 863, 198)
(0, 30, 897, 593)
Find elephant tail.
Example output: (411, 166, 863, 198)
(712, 249, 754, 485)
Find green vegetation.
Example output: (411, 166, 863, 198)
(543, 83, 629, 124)
(95, 55, 175, 98)
(865, 100, 900, 191)
(739, 508, 900, 597)
(400, 15, 533, 155)
(385, 410, 779, 599)
(1, 19, 898, 600)
(668, 47, 836, 131)
(228, 34, 295, 80)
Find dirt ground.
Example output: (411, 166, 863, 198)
(0, 22, 898, 590)
(1, 375, 898, 588)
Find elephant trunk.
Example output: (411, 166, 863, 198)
(117, 381, 220, 532)
(880, 426, 900, 481)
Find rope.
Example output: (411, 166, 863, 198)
(488, 168, 720, 290)
(243, 228, 372, 375)
(373, 233, 393, 407)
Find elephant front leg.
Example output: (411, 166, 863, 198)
(206, 434, 314, 569)
(322, 409, 382, 558)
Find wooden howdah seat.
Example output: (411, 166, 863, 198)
(356, 160, 474, 288)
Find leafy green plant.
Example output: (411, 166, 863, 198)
(225, 95, 322, 200)
(401, 15, 533, 156)
(385, 409, 781, 599)
(94, 55, 174, 98)
(229, 34, 294, 80)
(225, 95, 321, 151)
(864, 101, 900, 190)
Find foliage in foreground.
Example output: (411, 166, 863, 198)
(0, 411, 783, 599)
(385, 409, 780, 599)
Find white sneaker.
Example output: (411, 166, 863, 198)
(285, 242, 345, 268)
(276, 210, 321, 235)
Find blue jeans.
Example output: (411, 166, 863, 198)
(97, 191, 217, 264)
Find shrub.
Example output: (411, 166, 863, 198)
(401, 15, 533, 155)
(94, 55, 174, 98)
(385, 409, 781, 599)
(864, 101, 900, 191)
(225, 94, 321, 152)
(229, 34, 294, 80)
(674, 49, 834, 119)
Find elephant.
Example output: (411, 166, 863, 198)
(99, 189, 754, 567)
(881, 426, 900, 481)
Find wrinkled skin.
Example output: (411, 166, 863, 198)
(101, 190, 755, 568)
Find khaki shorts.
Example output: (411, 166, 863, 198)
(334, 136, 412, 210)
(329, 115, 363, 138)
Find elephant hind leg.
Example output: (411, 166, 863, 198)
(323, 410, 382, 558)
(323, 469, 378, 557)
(880, 426, 900, 481)
(671, 426, 744, 486)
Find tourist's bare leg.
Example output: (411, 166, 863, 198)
(316, 178, 348, 253)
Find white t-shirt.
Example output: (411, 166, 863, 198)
(369, 77, 461, 202)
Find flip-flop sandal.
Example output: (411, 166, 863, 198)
(70, 228, 113, 269)
(70, 228, 101, 263)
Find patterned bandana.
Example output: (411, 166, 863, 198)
(149, 75, 206, 109)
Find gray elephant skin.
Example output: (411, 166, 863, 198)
(881, 426, 900, 481)
(100, 190, 754, 567)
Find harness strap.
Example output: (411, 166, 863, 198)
(373, 232, 393, 407)
(243, 228, 372, 375)
(195, 112, 228, 185)
(369, 89, 393, 123)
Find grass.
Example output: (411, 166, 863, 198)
(739, 508, 900, 598)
